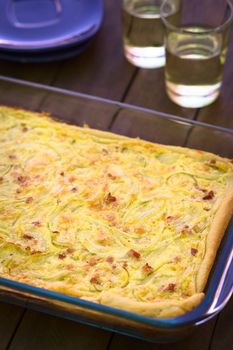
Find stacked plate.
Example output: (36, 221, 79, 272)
(0, 0, 104, 62)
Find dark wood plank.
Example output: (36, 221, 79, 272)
(9, 310, 111, 350)
(110, 108, 191, 145)
(0, 60, 62, 85)
(0, 302, 24, 350)
(109, 317, 217, 350)
(123, 67, 197, 118)
(209, 296, 233, 350)
(51, 0, 136, 100)
(183, 123, 233, 159)
(0, 78, 49, 111)
(38, 89, 119, 131)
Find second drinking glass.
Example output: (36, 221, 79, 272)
(161, 0, 233, 108)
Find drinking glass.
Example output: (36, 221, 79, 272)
(122, 0, 179, 68)
(161, 0, 233, 108)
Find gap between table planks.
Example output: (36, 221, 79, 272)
(6, 310, 111, 350)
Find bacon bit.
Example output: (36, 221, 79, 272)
(17, 175, 30, 185)
(32, 221, 41, 227)
(135, 226, 145, 234)
(210, 159, 216, 164)
(164, 283, 176, 292)
(16, 188, 21, 194)
(191, 248, 198, 256)
(128, 249, 141, 259)
(106, 256, 114, 263)
(23, 234, 33, 240)
(8, 154, 16, 160)
(0, 176, 3, 183)
(66, 247, 75, 254)
(22, 126, 28, 132)
(71, 187, 77, 193)
(181, 225, 190, 235)
(142, 263, 154, 274)
(105, 192, 117, 203)
(25, 196, 33, 204)
(204, 208, 210, 211)
(107, 173, 116, 180)
(166, 216, 174, 223)
(87, 257, 97, 266)
(60, 171, 65, 176)
(58, 252, 66, 260)
(203, 190, 214, 200)
(174, 256, 181, 262)
(90, 274, 101, 285)
(28, 248, 43, 255)
(68, 176, 76, 183)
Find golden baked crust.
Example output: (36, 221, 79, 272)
(0, 106, 232, 318)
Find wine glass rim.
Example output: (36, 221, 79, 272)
(160, 0, 233, 34)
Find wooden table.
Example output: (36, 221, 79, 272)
(0, 1, 232, 349)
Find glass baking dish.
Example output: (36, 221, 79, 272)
(0, 75, 232, 343)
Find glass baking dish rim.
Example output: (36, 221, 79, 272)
(1, 219, 232, 328)
(0, 74, 232, 135)
(0, 232, 232, 331)
(0, 74, 232, 330)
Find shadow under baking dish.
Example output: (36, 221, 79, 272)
(0, 75, 232, 343)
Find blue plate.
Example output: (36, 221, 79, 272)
(0, 0, 103, 52)
(0, 39, 92, 62)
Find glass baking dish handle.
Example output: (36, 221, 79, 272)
(208, 248, 233, 315)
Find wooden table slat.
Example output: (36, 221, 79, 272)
(109, 317, 217, 350)
(123, 68, 197, 118)
(209, 296, 233, 350)
(110, 107, 192, 145)
(50, 0, 136, 101)
(0, 302, 24, 350)
(8, 310, 111, 350)
(0, 61, 62, 86)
